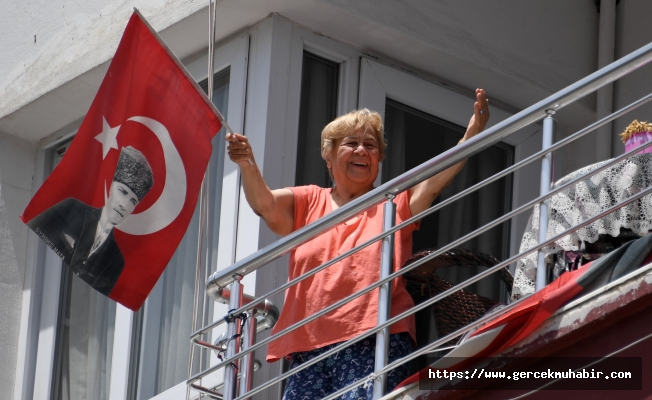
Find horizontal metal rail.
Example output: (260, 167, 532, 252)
(235, 183, 652, 400)
(189, 137, 652, 385)
(206, 41, 652, 290)
(321, 300, 531, 400)
(192, 91, 652, 340)
(190, 358, 262, 398)
(190, 384, 222, 399)
(325, 187, 652, 399)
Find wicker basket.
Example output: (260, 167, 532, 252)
(403, 248, 513, 346)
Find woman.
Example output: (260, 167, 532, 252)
(227, 89, 490, 399)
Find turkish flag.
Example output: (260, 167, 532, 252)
(21, 11, 222, 310)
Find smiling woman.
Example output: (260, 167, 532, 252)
(225, 89, 489, 400)
(322, 109, 383, 198)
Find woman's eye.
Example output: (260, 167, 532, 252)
(119, 188, 127, 194)
(131, 199, 137, 206)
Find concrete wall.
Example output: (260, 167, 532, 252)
(2, 0, 603, 144)
(0, 132, 36, 399)
(612, 0, 652, 156)
(0, 0, 209, 128)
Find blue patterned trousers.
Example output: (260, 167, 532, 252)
(282, 333, 412, 400)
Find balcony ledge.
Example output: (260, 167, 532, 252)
(382, 262, 652, 400)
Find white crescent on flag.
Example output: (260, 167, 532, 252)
(117, 116, 187, 235)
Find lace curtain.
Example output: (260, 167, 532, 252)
(512, 153, 652, 300)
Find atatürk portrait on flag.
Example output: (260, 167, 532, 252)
(28, 146, 153, 296)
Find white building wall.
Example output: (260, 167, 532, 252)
(0, 132, 37, 399)
(0, 0, 210, 127)
(5, 1, 652, 398)
(612, 0, 652, 156)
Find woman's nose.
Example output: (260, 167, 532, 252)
(354, 144, 367, 154)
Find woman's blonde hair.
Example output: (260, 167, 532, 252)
(320, 108, 386, 161)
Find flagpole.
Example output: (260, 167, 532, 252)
(187, 0, 218, 396)
(186, 1, 253, 395)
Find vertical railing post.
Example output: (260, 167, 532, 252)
(536, 112, 556, 291)
(373, 195, 396, 399)
(238, 309, 257, 400)
(223, 278, 243, 400)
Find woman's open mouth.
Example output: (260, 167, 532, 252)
(113, 208, 124, 218)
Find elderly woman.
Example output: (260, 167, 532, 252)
(227, 89, 489, 399)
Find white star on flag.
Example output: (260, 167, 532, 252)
(95, 117, 120, 159)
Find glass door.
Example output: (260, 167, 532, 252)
(382, 99, 513, 299)
(358, 58, 540, 361)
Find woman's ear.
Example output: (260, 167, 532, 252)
(324, 153, 332, 170)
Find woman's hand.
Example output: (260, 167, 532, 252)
(224, 132, 294, 236)
(226, 132, 256, 168)
(460, 89, 490, 143)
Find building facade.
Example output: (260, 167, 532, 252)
(3, 1, 652, 399)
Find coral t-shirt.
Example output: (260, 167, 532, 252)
(266, 185, 417, 362)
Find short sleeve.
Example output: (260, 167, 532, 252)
(288, 185, 322, 232)
(395, 190, 420, 233)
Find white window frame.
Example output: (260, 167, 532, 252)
(358, 57, 541, 260)
(14, 33, 249, 400)
(278, 21, 363, 176)
(144, 33, 251, 400)
(226, 16, 365, 400)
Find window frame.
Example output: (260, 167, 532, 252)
(358, 57, 541, 260)
(238, 17, 363, 400)
(136, 33, 250, 400)
(15, 33, 250, 400)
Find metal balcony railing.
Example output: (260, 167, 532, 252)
(186, 41, 652, 400)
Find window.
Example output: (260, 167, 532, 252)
(358, 58, 540, 366)
(23, 34, 250, 400)
(45, 71, 231, 400)
(383, 99, 513, 300)
(295, 52, 339, 187)
(50, 142, 118, 400)
(131, 69, 229, 399)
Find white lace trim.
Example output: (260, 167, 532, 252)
(512, 154, 652, 300)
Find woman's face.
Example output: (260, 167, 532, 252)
(326, 126, 380, 189)
(105, 181, 139, 226)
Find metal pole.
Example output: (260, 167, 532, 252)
(207, 0, 216, 97)
(373, 196, 396, 399)
(187, 3, 217, 399)
(595, 0, 617, 161)
(223, 278, 243, 400)
(536, 113, 556, 290)
(238, 310, 257, 399)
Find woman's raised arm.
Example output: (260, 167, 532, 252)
(226, 133, 295, 236)
(408, 89, 490, 216)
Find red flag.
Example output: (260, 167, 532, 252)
(21, 11, 222, 310)
(396, 235, 652, 390)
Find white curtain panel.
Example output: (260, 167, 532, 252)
(60, 276, 116, 400)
